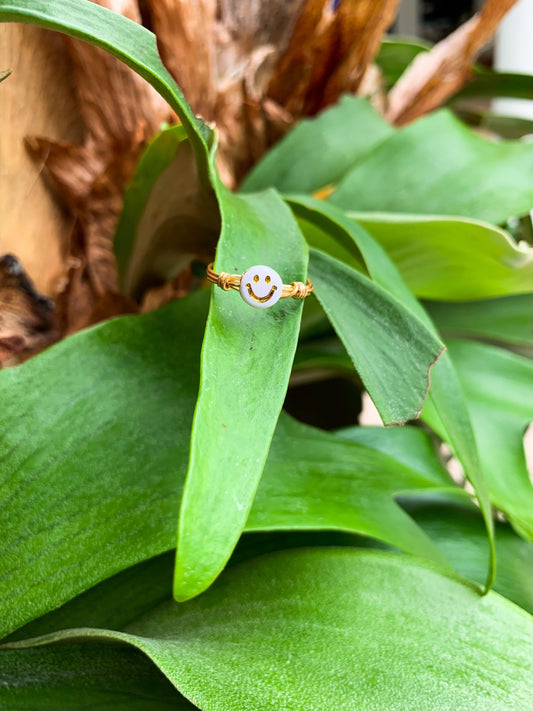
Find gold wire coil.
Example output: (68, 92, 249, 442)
(206, 263, 314, 299)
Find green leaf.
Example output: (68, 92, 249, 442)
(308, 247, 444, 424)
(252, 415, 454, 566)
(455, 109, 533, 140)
(12, 498, 533, 639)
(241, 96, 393, 194)
(421, 353, 496, 544)
(0, 642, 193, 710)
(0, 0, 212, 157)
(330, 109, 533, 224)
(0, 68, 11, 82)
(7, 553, 174, 643)
(6, 550, 533, 710)
(426, 294, 533, 350)
(336, 423, 456, 483)
(350, 212, 533, 300)
(114, 126, 219, 298)
(292, 335, 353, 375)
(287, 196, 496, 589)
(375, 37, 430, 90)
(0, 292, 208, 639)
(173, 188, 307, 601)
(454, 69, 533, 102)
(406, 501, 533, 616)
(447, 340, 533, 541)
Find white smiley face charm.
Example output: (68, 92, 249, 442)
(240, 265, 283, 309)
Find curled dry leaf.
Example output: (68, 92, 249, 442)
(319, 0, 401, 109)
(267, 0, 398, 117)
(0, 254, 57, 365)
(26, 0, 172, 332)
(152, 0, 305, 184)
(386, 0, 520, 125)
(140, 267, 196, 314)
(266, 0, 333, 117)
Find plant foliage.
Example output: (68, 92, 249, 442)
(1, 1, 533, 708)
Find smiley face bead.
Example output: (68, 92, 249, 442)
(239, 265, 283, 309)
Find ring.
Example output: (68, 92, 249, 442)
(207, 263, 314, 309)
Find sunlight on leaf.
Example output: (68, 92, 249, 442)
(350, 212, 533, 300)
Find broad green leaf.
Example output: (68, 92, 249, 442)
(447, 340, 533, 541)
(0, 0, 212, 160)
(0, 68, 10, 82)
(174, 189, 308, 601)
(406, 501, 533, 616)
(336, 423, 456, 483)
(251, 415, 453, 566)
(5, 550, 533, 711)
(375, 37, 430, 89)
(241, 96, 393, 194)
(114, 126, 219, 298)
(287, 196, 496, 588)
(426, 294, 533, 350)
(330, 109, 533, 224)
(308, 247, 444, 424)
(0, 292, 207, 639)
(9, 420, 458, 638)
(0, 642, 192, 710)
(7, 413, 456, 640)
(12, 501, 533, 640)
(351, 212, 533, 300)
(7, 553, 174, 643)
(250, 499, 533, 615)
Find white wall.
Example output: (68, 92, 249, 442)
(494, 0, 533, 119)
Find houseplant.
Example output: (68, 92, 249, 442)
(1, 1, 533, 708)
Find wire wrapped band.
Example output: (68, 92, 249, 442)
(206, 263, 314, 299)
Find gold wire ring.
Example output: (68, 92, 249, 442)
(207, 263, 313, 309)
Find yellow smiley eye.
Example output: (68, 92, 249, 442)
(253, 274, 259, 283)
(265, 275, 271, 284)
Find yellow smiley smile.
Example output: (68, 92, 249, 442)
(245, 282, 278, 303)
